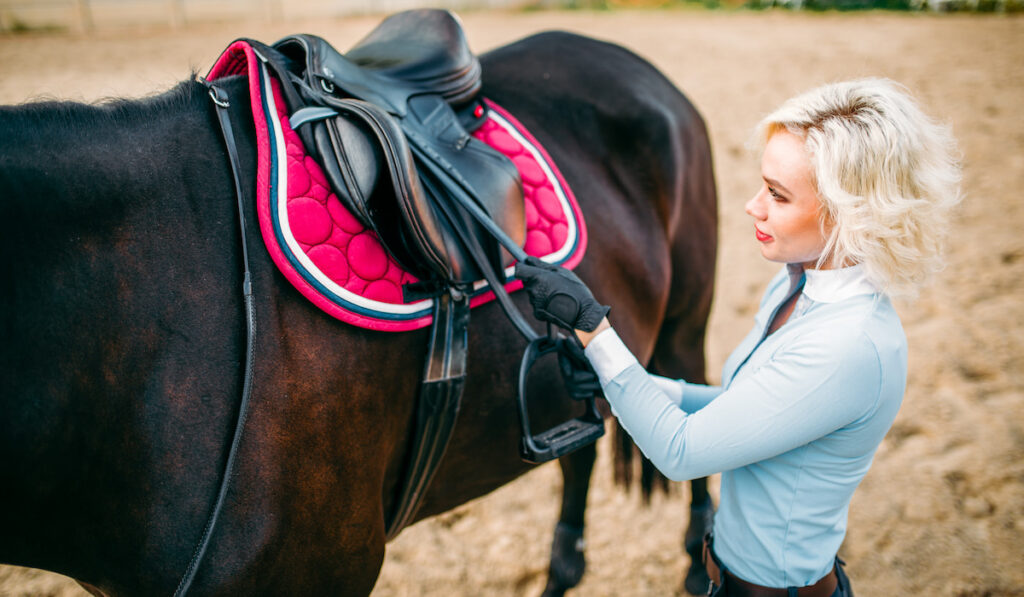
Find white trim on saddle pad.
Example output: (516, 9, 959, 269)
(485, 108, 579, 266)
(262, 66, 433, 318)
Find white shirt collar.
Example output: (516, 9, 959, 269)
(801, 264, 877, 303)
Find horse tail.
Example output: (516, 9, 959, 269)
(612, 87, 718, 501)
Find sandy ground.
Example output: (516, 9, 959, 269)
(1, 8, 1022, 597)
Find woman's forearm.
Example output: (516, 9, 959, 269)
(575, 317, 612, 347)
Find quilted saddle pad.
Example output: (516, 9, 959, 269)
(208, 41, 587, 331)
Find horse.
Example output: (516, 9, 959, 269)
(0, 23, 717, 596)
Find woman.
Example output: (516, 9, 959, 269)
(515, 78, 961, 596)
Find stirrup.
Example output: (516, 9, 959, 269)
(516, 334, 604, 464)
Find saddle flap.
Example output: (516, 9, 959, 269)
(312, 113, 381, 229)
(402, 94, 526, 275)
(319, 97, 450, 281)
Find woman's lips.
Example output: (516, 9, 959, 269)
(755, 228, 773, 242)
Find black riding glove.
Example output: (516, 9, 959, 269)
(514, 256, 610, 332)
(557, 337, 602, 401)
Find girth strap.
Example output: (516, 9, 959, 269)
(385, 288, 470, 539)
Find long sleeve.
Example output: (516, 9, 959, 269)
(586, 327, 883, 482)
(648, 374, 723, 413)
(583, 328, 721, 411)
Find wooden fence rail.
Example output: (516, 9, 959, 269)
(0, 0, 531, 33)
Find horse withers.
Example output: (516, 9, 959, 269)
(0, 19, 716, 597)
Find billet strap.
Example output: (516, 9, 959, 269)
(174, 82, 259, 596)
(385, 288, 470, 539)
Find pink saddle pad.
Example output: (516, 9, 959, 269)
(208, 41, 587, 331)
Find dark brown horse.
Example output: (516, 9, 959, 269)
(0, 26, 716, 596)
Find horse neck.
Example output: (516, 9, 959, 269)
(0, 77, 243, 450)
(0, 80, 217, 225)
(0, 79, 236, 372)
(0, 74, 256, 364)
(0, 79, 253, 578)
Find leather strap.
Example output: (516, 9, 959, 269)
(703, 535, 838, 597)
(421, 171, 537, 342)
(384, 149, 540, 535)
(385, 288, 470, 539)
(174, 82, 259, 597)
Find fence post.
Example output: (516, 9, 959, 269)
(170, 0, 185, 28)
(74, 0, 94, 33)
(266, 0, 284, 22)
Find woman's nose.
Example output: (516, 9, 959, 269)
(745, 191, 766, 220)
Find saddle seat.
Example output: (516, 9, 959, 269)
(345, 8, 481, 106)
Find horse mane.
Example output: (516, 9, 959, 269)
(3, 74, 206, 130)
(0, 74, 222, 223)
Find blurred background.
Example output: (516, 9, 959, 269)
(1, 0, 1020, 33)
(0, 1, 1022, 596)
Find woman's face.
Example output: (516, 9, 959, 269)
(745, 130, 829, 269)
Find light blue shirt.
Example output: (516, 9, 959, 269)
(584, 264, 906, 588)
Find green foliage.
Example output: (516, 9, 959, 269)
(565, 0, 611, 8)
(746, 0, 913, 9)
(521, 0, 611, 9)
(745, 0, 1023, 10)
(0, 17, 65, 35)
(527, 0, 744, 8)
(530, 0, 1021, 9)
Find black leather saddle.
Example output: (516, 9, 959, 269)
(263, 10, 524, 289)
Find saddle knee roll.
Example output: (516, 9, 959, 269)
(312, 97, 526, 291)
(313, 113, 381, 229)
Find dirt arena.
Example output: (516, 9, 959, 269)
(1, 8, 1021, 596)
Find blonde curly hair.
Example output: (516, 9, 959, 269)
(754, 78, 962, 298)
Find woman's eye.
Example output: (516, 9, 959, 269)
(768, 186, 782, 199)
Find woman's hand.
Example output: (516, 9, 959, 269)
(514, 257, 610, 333)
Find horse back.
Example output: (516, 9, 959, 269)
(480, 31, 716, 362)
